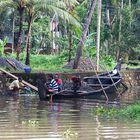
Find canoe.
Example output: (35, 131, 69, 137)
(37, 71, 122, 101)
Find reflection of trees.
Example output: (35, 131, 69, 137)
(8, 97, 20, 126)
(121, 87, 140, 103)
(0, 97, 7, 108)
(3, 95, 140, 139)
(95, 115, 101, 140)
(36, 99, 82, 138)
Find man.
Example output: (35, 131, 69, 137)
(54, 74, 63, 91)
(46, 74, 59, 94)
(9, 77, 24, 91)
(71, 76, 81, 92)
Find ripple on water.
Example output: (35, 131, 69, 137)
(0, 88, 140, 140)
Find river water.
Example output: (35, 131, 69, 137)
(0, 87, 140, 140)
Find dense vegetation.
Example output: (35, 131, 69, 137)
(0, 0, 140, 71)
(92, 102, 140, 122)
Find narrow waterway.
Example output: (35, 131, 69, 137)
(0, 87, 140, 140)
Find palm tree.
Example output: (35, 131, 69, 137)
(73, 0, 97, 69)
(64, 0, 80, 62)
(0, 0, 28, 60)
(25, 0, 81, 65)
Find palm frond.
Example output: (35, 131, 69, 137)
(47, 5, 81, 28)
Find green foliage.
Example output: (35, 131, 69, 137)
(59, 50, 70, 60)
(95, 106, 119, 118)
(32, 16, 51, 53)
(83, 33, 96, 58)
(119, 103, 140, 120)
(0, 36, 8, 56)
(55, 36, 69, 51)
(1, 0, 140, 67)
(102, 55, 116, 69)
(102, 24, 111, 41)
(93, 102, 140, 122)
(76, 3, 87, 23)
(29, 54, 73, 72)
(87, 47, 96, 58)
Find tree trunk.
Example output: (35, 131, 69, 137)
(105, 0, 110, 55)
(129, 0, 131, 29)
(68, 31, 73, 62)
(12, 10, 15, 54)
(117, 0, 123, 61)
(96, 0, 102, 71)
(25, 17, 33, 65)
(73, 0, 97, 69)
(16, 8, 24, 60)
(129, 0, 131, 8)
(105, 0, 110, 26)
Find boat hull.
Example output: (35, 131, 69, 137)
(37, 74, 122, 101)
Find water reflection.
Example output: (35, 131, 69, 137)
(0, 87, 139, 139)
(120, 86, 140, 104)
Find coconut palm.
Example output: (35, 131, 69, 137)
(0, 0, 81, 65)
(25, 0, 81, 65)
(0, 0, 28, 60)
(73, 0, 97, 69)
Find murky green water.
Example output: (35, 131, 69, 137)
(0, 87, 140, 140)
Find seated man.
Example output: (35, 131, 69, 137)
(9, 77, 25, 92)
(45, 74, 59, 94)
(54, 73, 63, 91)
(71, 76, 81, 92)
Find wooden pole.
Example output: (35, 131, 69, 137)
(89, 58, 108, 103)
(0, 68, 38, 92)
(96, 0, 102, 71)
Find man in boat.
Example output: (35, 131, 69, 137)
(71, 76, 81, 92)
(54, 73, 63, 91)
(9, 77, 25, 93)
(37, 75, 59, 101)
(111, 59, 122, 76)
(45, 74, 59, 94)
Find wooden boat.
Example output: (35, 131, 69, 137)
(37, 70, 122, 101)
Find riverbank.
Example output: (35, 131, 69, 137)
(93, 100, 140, 122)
(0, 69, 140, 95)
(1, 69, 139, 88)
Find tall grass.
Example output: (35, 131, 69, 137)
(30, 54, 73, 72)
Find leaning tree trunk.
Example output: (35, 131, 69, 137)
(73, 0, 97, 69)
(16, 8, 24, 60)
(25, 17, 33, 65)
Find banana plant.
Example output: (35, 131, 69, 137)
(0, 36, 8, 56)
